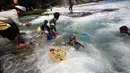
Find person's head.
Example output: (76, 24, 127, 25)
(53, 12, 60, 20)
(15, 5, 26, 15)
(119, 26, 128, 33)
(69, 35, 76, 44)
(44, 20, 48, 25)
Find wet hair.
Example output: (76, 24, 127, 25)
(53, 12, 60, 19)
(119, 26, 128, 33)
(69, 35, 76, 41)
(44, 20, 48, 24)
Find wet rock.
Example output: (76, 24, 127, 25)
(66, 8, 119, 17)
(20, 32, 27, 36)
(101, 8, 119, 12)
(43, 8, 119, 18)
(0, 38, 15, 54)
(67, 12, 92, 17)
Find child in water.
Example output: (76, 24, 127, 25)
(66, 35, 84, 50)
(119, 26, 130, 35)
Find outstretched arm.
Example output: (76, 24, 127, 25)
(10, 14, 31, 27)
(77, 42, 84, 48)
(10, 14, 23, 26)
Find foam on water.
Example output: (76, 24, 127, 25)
(33, 0, 130, 73)
(1, 0, 130, 73)
(36, 44, 113, 73)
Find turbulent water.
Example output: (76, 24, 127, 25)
(1, 0, 130, 73)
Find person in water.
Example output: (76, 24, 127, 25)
(36, 12, 60, 40)
(119, 26, 130, 35)
(41, 20, 48, 31)
(66, 35, 84, 50)
(40, 20, 52, 40)
(36, 20, 49, 38)
(0, 5, 32, 48)
(68, 0, 74, 13)
(48, 12, 60, 39)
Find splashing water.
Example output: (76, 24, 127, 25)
(1, 0, 130, 73)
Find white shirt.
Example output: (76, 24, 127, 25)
(0, 9, 23, 26)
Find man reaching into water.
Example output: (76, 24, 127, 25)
(47, 12, 60, 39)
(0, 5, 32, 48)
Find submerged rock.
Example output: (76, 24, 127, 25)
(63, 8, 119, 17)
(0, 38, 15, 54)
(67, 12, 92, 17)
(43, 8, 119, 17)
(101, 8, 119, 12)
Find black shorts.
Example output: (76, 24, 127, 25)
(0, 22, 20, 40)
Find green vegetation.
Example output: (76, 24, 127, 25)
(23, 9, 46, 16)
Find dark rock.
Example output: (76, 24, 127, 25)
(42, 8, 119, 18)
(0, 38, 15, 54)
(102, 8, 119, 12)
(20, 32, 27, 36)
(66, 12, 92, 17)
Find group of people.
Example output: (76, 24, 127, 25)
(0, 5, 83, 50)
(0, 2, 129, 50)
(37, 12, 60, 40)
(37, 13, 84, 50)
(2, 4, 128, 50)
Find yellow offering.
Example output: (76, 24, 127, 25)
(48, 48, 66, 63)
